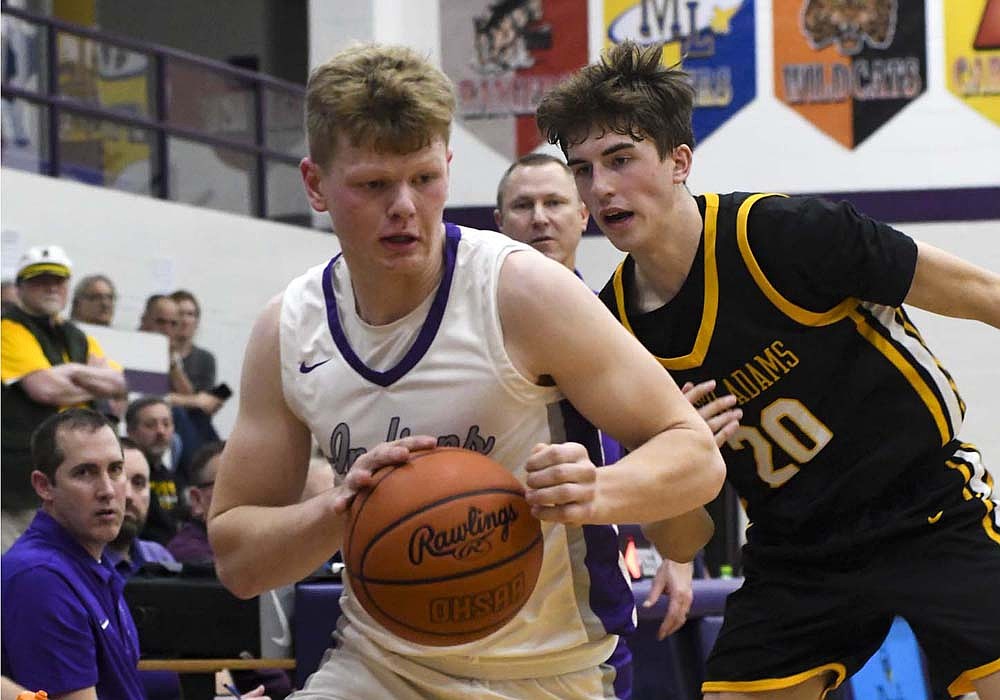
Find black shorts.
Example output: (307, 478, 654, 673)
(703, 444, 1000, 697)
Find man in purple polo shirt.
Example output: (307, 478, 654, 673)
(1, 408, 145, 699)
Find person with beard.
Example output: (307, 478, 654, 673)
(126, 396, 185, 544)
(1, 246, 126, 552)
(104, 437, 183, 700)
(105, 437, 178, 575)
(1, 409, 145, 699)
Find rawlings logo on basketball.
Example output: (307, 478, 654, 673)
(801, 0, 897, 56)
(408, 504, 518, 566)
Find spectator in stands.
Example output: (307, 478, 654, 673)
(0, 280, 18, 314)
(126, 396, 184, 544)
(167, 440, 222, 565)
(70, 274, 117, 326)
(105, 436, 183, 700)
(169, 289, 224, 449)
(168, 440, 294, 699)
(170, 290, 217, 394)
(1, 409, 145, 699)
(106, 437, 179, 575)
(70, 273, 126, 425)
(1, 246, 126, 552)
(140, 293, 192, 394)
(140, 292, 221, 463)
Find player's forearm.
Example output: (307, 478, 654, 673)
(641, 508, 714, 563)
(906, 241, 1000, 329)
(209, 497, 345, 599)
(595, 424, 724, 524)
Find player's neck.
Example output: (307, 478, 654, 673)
(630, 192, 702, 308)
(348, 248, 446, 327)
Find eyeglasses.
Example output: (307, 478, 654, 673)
(81, 293, 116, 302)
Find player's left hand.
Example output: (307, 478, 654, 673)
(643, 558, 694, 640)
(523, 442, 597, 524)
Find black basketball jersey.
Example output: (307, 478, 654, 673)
(599, 192, 968, 549)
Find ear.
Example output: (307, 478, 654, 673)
(300, 157, 329, 213)
(493, 208, 503, 231)
(671, 144, 693, 184)
(188, 486, 205, 519)
(577, 200, 590, 231)
(31, 470, 54, 502)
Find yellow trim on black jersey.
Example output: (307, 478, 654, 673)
(611, 193, 720, 370)
(736, 193, 858, 327)
(948, 656, 1000, 697)
(946, 453, 1000, 547)
(849, 309, 951, 445)
(702, 662, 846, 696)
(898, 308, 966, 417)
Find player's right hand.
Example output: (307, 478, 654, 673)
(682, 380, 742, 447)
(332, 435, 438, 515)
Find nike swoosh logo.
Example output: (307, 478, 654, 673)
(100, 619, 110, 630)
(268, 589, 292, 648)
(299, 358, 331, 373)
(927, 511, 943, 524)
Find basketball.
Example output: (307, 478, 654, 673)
(344, 447, 543, 646)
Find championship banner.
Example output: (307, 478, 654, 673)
(773, 0, 927, 149)
(440, 0, 588, 159)
(944, 0, 1000, 126)
(604, 0, 757, 145)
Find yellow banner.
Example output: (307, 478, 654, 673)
(944, 0, 1000, 125)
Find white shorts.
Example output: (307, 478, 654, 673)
(291, 621, 629, 700)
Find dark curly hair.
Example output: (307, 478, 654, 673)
(536, 40, 695, 160)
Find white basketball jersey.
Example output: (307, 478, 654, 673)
(279, 224, 635, 680)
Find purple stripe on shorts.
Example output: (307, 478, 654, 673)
(557, 400, 637, 638)
(607, 636, 633, 699)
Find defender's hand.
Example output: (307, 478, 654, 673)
(644, 558, 695, 639)
(682, 380, 742, 447)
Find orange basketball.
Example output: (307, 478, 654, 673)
(344, 447, 543, 646)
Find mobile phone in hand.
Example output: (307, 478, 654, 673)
(210, 382, 233, 400)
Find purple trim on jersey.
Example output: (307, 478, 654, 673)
(601, 433, 624, 465)
(558, 398, 605, 466)
(557, 400, 637, 637)
(321, 224, 461, 387)
(607, 636, 634, 699)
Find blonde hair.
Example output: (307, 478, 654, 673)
(306, 44, 456, 169)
